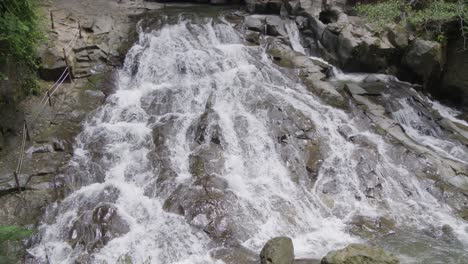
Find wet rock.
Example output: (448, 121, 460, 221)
(295, 259, 320, 264)
(163, 185, 238, 244)
(244, 15, 265, 32)
(260, 236, 294, 264)
(302, 78, 345, 108)
(68, 204, 129, 252)
(305, 141, 322, 181)
(267, 40, 299, 68)
(265, 16, 287, 37)
(321, 244, 399, 264)
(344, 83, 368, 95)
(246, 30, 261, 45)
(211, 246, 257, 264)
(337, 125, 353, 140)
(349, 215, 396, 238)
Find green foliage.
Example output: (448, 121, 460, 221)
(356, 0, 468, 41)
(0, 226, 33, 264)
(356, 0, 404, 27)
(407, 0, 467, 24)
(0, 0, 43, 95)
(0, 226, 33, 244)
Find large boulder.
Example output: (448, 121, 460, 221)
(245, 0, 283, 14)
(401, 38, 443, 87)
(260, 237, 294, 264)
(321, 244, 399, 264)
(437, 34, 468, 106)
(38, 46, 68, 81)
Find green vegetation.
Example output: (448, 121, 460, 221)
(0, 225, 33, 263)
(0, 226, 32, 244)
(0, 0, 43, 95)
(356, 0, 468, 43)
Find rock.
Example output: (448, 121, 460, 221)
(92, 16, 113, 35)
(52, 139, 66, 152)
(27, 144, 54, 154)
(38, 47, 67, 81)
(0, 189, 55, 226)
(245, 0, 283, 14)
(321, 244, 399, 264)
(68, 204, 130, 253)
(349, 215, 396, 238)
(307, 13, 398, 73)
(267, 40, 300, 68)
(387, 26, 409, 49)
(260, 237, 294, 264)
(246, 30, 261, 45)
(244, 15, 265, 32)
(285, 0, 302, 16)
(212, 246, 257, 264)
(401, 39, 443, 86)
(438, 34, 468, 106)
(344, 83, 367, 95)
(265, 16, 287, 37)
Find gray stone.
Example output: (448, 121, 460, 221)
(244, 15, 265, 32)
(402, 39, 443, 83)
(438, 34, 468, 105)
(38, 47, 67, 81)
(68, 204, 130, 252)
(344, 83, 367, 95)
(265, 16, 287, 37)
(52, 139, 66, 152)
(321, 244, 399, 264)
(387, 26, 409, 49)
(28, 144, 54, 154)
(245, 0, 283, 14)
(260, 237, 294, 264)
(245, 30, 261, 45)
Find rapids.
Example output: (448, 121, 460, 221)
(27, 12, 468, 264)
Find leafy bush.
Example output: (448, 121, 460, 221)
(356, 0, 468, 43)
(355, 0, 404, 27)
(0, 0, 43, 95)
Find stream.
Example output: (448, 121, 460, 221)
(27, 9, 468, 264)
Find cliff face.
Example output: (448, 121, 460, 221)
(438, 32, 468, 106)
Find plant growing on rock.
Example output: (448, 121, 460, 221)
(0, 0, 44, 95)
(356, 0, 468, 46)
(0, 225, 33, 262)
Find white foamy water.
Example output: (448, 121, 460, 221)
(285, 20, 305, 54)
(431, 100, 468, 127)
(393, 98, 468, 164)
(28, 18, 468, 264)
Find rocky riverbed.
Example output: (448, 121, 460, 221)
(0, 0, 467, 263)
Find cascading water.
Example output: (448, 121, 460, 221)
(28, 12, 468, 264)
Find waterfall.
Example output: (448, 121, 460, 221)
(28, 17, 468, 264)
(285, 20, 305, 54)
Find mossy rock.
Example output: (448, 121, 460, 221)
(321, 244, 399, 264)
(260, 237, 294, 264)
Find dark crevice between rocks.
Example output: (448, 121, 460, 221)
(0, 187, 34, 197)
(318, 10, 338, 24)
